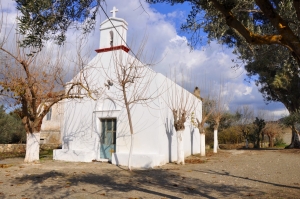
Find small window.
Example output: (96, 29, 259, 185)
(46, 107, 52, 121)
(110, 30, 114, 47)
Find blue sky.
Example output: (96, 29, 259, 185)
(0, 0, 288, 119)
(147, 1, 287, 118)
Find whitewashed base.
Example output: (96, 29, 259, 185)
(112, 153, 166, 168)
(53, 149, 96, 162)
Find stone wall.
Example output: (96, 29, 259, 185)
(40, 131, 61, 145)
(0, 144, 61, 153)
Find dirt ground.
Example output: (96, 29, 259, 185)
(0, 149, 300, 199)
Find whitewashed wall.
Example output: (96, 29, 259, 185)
(54, 49, 202, 167)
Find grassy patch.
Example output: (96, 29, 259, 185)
(0, 149, 53, 160)
(0, 152, 25, 160)
(274, 143, 288, 148)
(39, 149, 53, 160)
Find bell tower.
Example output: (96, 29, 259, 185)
(96, 6, 129, 53)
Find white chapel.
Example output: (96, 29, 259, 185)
(53, 7, 202, 168)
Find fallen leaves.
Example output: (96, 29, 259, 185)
(186, 186, 195, 191)
(0, 164, 12, 168)
(185, 158, 205, 164)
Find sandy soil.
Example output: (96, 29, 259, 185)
(0, 149, 300, 199)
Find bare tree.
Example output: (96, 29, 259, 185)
(192, 87, 214, 157)
(99, 38, 158, 170)
(165, 71, 199, 164)
(260, 113, 283, 148)
(235, 105, 254, 148)
(0, 18, 99, 162)
(210, 83, 231, 153)
(263, 121, 282, 148)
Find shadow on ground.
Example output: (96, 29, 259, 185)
(11, 167, 265, 199)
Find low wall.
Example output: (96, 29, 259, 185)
(0, 144, 61, 153)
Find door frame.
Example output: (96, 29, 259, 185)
(99, 118, 117, 160)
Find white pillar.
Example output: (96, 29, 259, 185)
(176, 130, 185, 164)
(200, 133, 206, 156)
(24, 132, 40, 163)
(213, 129, 218, 153)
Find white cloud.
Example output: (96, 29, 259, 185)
(243, 87, 252, 95)
(0, 0, 288, 119)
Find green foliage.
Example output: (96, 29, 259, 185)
(252, 117, 266, 148)
(218, 126, 243, 144)
(205, 129, 214, 147)
(16, 0, 103, 49)
(146, 0, 300, 115)
(0, 106, 26, 144)
(274, 137, 286, 147)
(39, 149, 53, 160)
(243, 43, 300, 114)
(281, 112, 300, 127)
(207, 112, 237, 132)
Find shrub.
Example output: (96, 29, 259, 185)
(0, 106, 26, 144)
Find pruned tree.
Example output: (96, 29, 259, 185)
(0, 18, 99, 162)
(263, 121, 282, 148)
(99, 38, 158, 170)
(192, 87, 214, 156)
(210, 83, 231, 153)
(166, 71, 199, 164)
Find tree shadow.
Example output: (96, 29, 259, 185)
(165, 118, 174, 162)
(237, 148, 284, 151)
(193, 169, 300, 190)
(12, 167, 265, 198)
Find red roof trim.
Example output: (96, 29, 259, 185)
(95, 45, 130, 53)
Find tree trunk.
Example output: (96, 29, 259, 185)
(24, 132, 40, 163)
(285, 125, 300, 149)
(128, 133, 134, 169)
(122, 86, 135, 171)
(270, 136, 274, 147)
(176, 130, 185, 164)
(261, 132, 264, 148)
(256, 132, 261, 149)
(213, 129, 218, 153)
(200, 133, 206, 156)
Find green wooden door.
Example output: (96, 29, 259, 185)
(100, 118, 116, 160)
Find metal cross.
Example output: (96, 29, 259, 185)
(110, 6, 118, 18)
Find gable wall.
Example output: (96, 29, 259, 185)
(55, 49, 202, 166)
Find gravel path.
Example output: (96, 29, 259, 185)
(0, 149, 299, 199)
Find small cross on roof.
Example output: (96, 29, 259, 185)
(110, 6, 118, 18)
